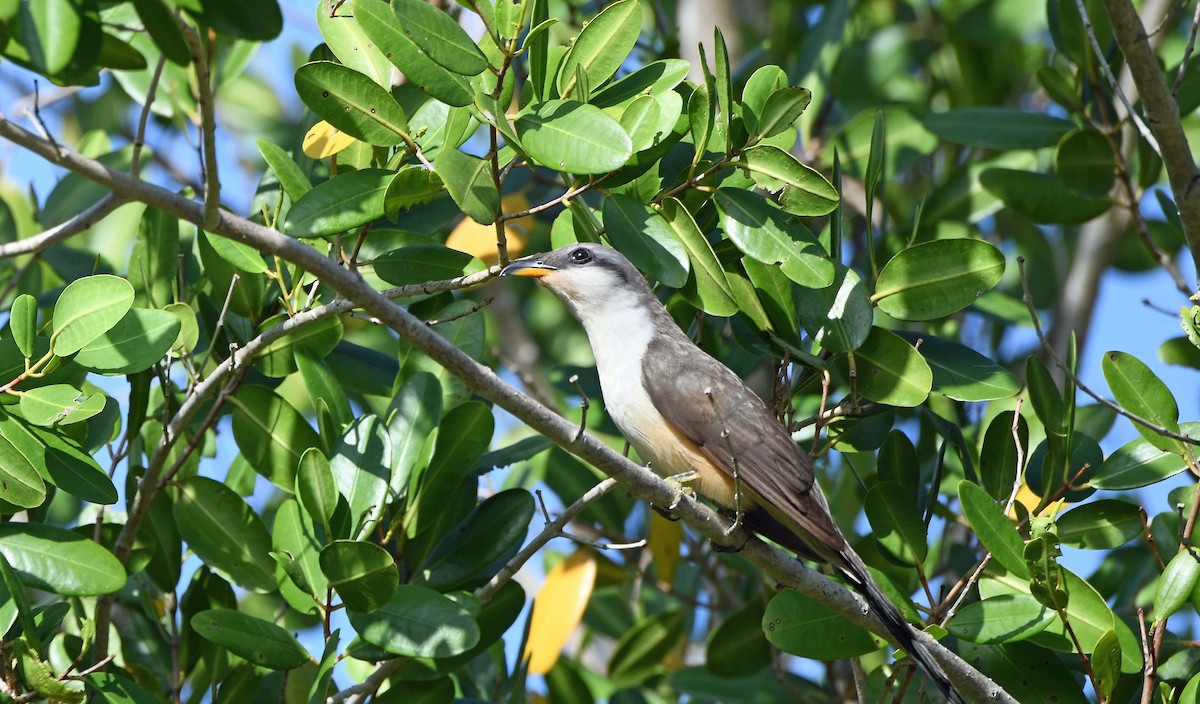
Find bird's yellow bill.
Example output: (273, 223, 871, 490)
(505, 266, 553, 277)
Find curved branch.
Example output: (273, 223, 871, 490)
(0, 115, 1012, 704)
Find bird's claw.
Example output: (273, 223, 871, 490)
(665, 470, 698, 511)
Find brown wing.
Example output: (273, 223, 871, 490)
(641, 335, 846, 556)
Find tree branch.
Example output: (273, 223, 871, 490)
(0, 115, 1011, 704)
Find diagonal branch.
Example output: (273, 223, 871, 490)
(0, 114, 1013, 704)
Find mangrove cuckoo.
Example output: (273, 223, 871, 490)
(501, 243, 962, 703)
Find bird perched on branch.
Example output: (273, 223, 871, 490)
(501, 242, 963, 703)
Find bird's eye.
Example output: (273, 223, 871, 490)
(570, 248, 593, 264)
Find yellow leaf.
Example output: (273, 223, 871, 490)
(445, 192, 533, 264)
(1008, 482, 1070, 520)
(648, 510, 683, 586)
(524, 549, 596, 675)
(302, 120, 357, 159)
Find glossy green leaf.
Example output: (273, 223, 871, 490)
(895, 332, 1020, 400)
(73, 308, 180, 374)
(316, 1, 392, 86)
(184, 0, 281, 40)
(191, 609, 308, 670)
(795, 263, 872, 352)
(556, 0, 640, 98)
(959, 480, 1030, 579)
(294, 61, 410, 146)
(947, 594, 1053, 644)
(1091, 629, 1122, 699)
(374, 245, 487, 288)
(295, 347, 353, 432)
(406, 402, 493, 538)
(257, 139, 312, 200)
(10, 293, 36, 359)
(331, 415, 391, 540)
(1155, 549, 1200, 620)
(131, 0, 189, 65)
(864, 480, 927, 564)
(272, 498, 327, 609)
(924, 108, 1074, 150)
(51, 275, 135, 356)
(296, 448, 339, 529)
(1054, 129, 1114, 196)
(705, 599, 770, 677)
(283, 168, 394, 237)
(231, 385, 320, 491)
(763, 589, 884, 659)
(19, 0, 81, 75)
(19, 384, 106, 426)
(0, 418, 46, 509)
(742, 257, 802, 343)
(320, 540, 398, 613)
(390, 0, 487, 75)
(1056, 500, 1141, 550)
(351, 0, 474, 106)
(384, 166, 444, 219)
(714, 187, 833, 288)
(387, 372, 441, 499)
(24, 421, 115, 505)
(658, 197, 737, 316)
(979, 169, 1111, 224)
(841, 326, 931, 406)
(873, 239, 1005, 321)
(1092, 423, 1200, 489)
(687, 78, 714, 165)
(620, 95, 663, 152)
(348, 585, 480, 657)
(740, 65, 787, 137)
(206, 233, 269, 274)
(602, 194, 689, 288)
(257, 313, 344, 379)
(609, 610, 684, 685)
(416, 489, 535, 591)
(752, 86, 811, 142)
(174, 476, 276, 593)
(434, 148, 499, 223)
(83, 670, 161, 704)
(0, 523, 125, 595)
(516, 100, 633, 174)
(978, 411, 1028, 500)
(738, 145, 838, 215)
(1102, 351, 1184, 452)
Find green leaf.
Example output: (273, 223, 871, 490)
(257, 139, 312, 200)
(1054, 129, 1114, 196)
(619, 95, 664, 152)
(763, 589, 884, 659)
(406, 402, 493, 538)
(331, 415, 391, 540)
(19, 0, 81, 75)
(959, 480, 1030, 579)
(894, 332, 1020, 401)
(752, 86, 812, 142)
(25, 421, 116, 505)
(687, 78, 714, 165)
(283, 168, 394, 238)
(316, 1, 392, 86)
(556, 0, 641, 98)
(271, 498, 327, 611)
(375, 245, 487, 287)
(592, 58, 690, 107)
(1092, 424, 1200, 489)
(73, 308, 180, 374)
(166, 302, 199, 354)
(191, 609, 308, 670)
(416, 489, 535, 591)
(387, 372, 441, 499)
(516, 100, 633, 174)
(206, 233, 269, 273)
(434, 148, 499, 223)
(347, 585, 480, 658)
(840, 326, 931, 407)
(0, 419, 46, 509)
(1102, 351, 1184, 452)
(609, 610, 684, 686)
(979, 168, 1111, 225)
(352, 0, 474, 107)
(978, 411, 1027, 500)
(231, 385, 320, 491)
(947, 594, 1053, 644)
(390, 0, 488, 76)
(174, 476, 276, 593)
(1155, 549, 1200, 620)
(658, 197, 737, 316)
(705, 599, 770, 677)
(257, 313, 344, 379)
(924, 108, 1075, 150)
(740, 65, 787, 137)
(795, 263, 872, 352)
(51, 275, 135, 356)
(296, 448, 339, 529)
(714, 187, 833, 288)
(294, 61, 410, 146)
(0, 523, 126, 595)
(131, 0, 190, 65)
(738, 145, 838, 215)
(18, 384, 106, 426)
(295, 348, 353, 431)
(320, 540, 398, 613)
(602, 194, 689, 288)
(1091, 629, 1122, 699)
(1057, 500, 1142, 549)
(184, 0, 281, 40)
(384, 166, 444, 219)
(863, 480, 927, 564)
(10, 293, 36, 359)
(873, 239, 1006, 321)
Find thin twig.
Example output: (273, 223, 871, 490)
(176, 19, 220, 229)
(568, 374, 589, 442)
(131, 54, 168, 178)
(1174, 1, 1200, 94)
(424, 296, 494, 325)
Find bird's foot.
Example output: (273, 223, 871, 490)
(665, 470, 699, 511)
(722, 507, 743, 537)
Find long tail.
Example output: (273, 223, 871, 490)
(837, 547, 966, 704)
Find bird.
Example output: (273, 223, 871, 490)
(500, 242, 964, 703)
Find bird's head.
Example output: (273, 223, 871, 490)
(499, 243, 649, 319)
